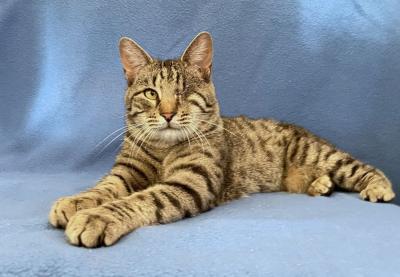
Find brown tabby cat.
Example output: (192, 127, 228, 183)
(49, 32, 395, 248)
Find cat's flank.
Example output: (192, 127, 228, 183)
(49, 32, 395, 247)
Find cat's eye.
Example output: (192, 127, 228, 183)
(144, 89, 158, 100)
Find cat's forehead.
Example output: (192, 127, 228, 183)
(136, 59, 185, 88)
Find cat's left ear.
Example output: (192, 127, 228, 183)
(119, 37, 153, 84)
(181, 32, 213, 81)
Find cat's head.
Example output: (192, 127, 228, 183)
(119, 32, 220, 145)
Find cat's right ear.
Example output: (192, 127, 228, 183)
(119, 37, 153, 84)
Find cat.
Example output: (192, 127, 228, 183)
(49, 32, 395, 248)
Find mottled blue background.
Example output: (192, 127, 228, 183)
(0, 0, 399, 203)
(1, 1, 400, 276)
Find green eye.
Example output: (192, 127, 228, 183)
(144, 90, 158, 100)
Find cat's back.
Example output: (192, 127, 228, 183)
(221, 115, 329, 149)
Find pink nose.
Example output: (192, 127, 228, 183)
(161, 112, 176, 122)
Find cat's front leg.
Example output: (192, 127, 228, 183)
(65, 158, 222, 247)
(49, 164, 146, 228)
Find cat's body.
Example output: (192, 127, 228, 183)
(49, 32, 395, 248)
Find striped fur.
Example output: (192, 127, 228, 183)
(49, 32, 395, 248)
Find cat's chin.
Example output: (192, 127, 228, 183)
(151, 127, 188, 143)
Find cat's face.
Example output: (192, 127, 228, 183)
(119, 32, 220, 144)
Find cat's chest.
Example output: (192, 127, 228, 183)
(144, 143, 186, 173)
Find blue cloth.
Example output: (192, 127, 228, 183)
(1, 1, 400, 276)
(0, 172, 399, 276)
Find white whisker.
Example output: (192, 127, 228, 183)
(187, 123, 206, 153)
(115, 123, 145, 152)
(94, 126, 127, 149)
(134, 127, 155, 157)
(191, 123, 211, 147)
(128, 126, 150, 159)
(181, 125, 192, 148)
(96, 128, 128, 156)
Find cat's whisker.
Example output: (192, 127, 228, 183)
(94, 126, 127, 149)
(187, 124, 206, 153)
(128, 126, 150, 159)
(124, 123, 146, 137)
(131, 124, 156, 158)
(116, 124, 145, 151)
(191, 123, 211, 147)
(95, 128, 128, 157)
(129, 124, 148, 157)
(184, 126, 193, 148)
(94, 121, 149, 156)
(180, 125, 192, 148)
(134, 127, 155, 158)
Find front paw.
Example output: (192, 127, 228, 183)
(49, 195, 99, 228)
(360, 183, 395, 203)
(65, 208, 126, 248)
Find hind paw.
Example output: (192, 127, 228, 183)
(360, 183, 395, 203)
(307, 175, 334, 196)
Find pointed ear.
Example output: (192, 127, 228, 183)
(119, 37, 153, 84)
(181, 32, 213, 80)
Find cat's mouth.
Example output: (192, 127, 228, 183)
(162, 122, 181, 130)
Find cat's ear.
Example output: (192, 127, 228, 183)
(119, 37, 153, 84)
(181, 32, 213, 80)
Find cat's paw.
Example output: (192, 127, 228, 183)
(49, 195, 99, 228)
(307, 175, 334, 196)
(360, 182, 395, 203)
(65, 208, 126, 248)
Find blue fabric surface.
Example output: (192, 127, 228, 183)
(1, 1, 400, 276)
(0, 172, 399, 277)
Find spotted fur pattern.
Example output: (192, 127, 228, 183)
(49, 32, 395, 248)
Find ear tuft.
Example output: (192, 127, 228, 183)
(119, 37, 153, 84)
(181, 32, 213, 79)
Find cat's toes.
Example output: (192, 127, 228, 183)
(360, 183, 395, 203)
(307, 175, 334, 196)
(49, 196, 98, 228)
(65, 208, 124, 248)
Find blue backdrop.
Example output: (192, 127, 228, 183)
(0, 0, 399, 203)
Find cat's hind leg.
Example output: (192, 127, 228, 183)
(318, 152, 395, 202)
(357, 169, 395, 202)
(282, 128, 395, 202)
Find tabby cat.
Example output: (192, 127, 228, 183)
(49, 32, 395, 248)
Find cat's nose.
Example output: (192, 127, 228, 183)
(161, 112, 176, 122)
